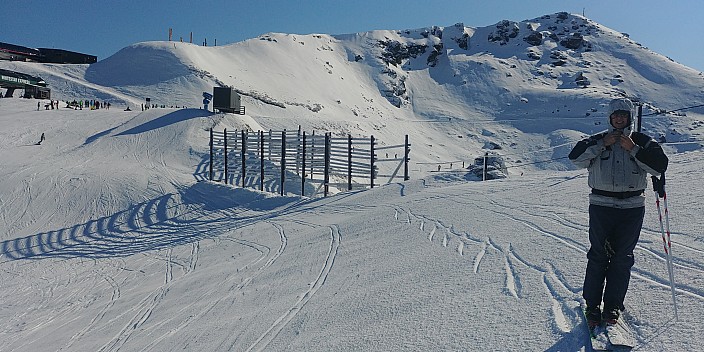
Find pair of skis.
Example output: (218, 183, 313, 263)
(584, 308, 636, 351)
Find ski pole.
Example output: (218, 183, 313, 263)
(652, 174, 679, 321)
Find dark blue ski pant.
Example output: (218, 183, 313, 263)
(583, 204, 645, 311)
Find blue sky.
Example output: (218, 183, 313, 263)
(3, 0, 703, 72)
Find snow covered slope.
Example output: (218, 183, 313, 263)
(1, 96, 702, 351)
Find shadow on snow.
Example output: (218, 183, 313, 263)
(0, 182, 301, 262)
(116, 109, 213, 136)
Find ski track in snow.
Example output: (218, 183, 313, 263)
(138, 230, 277, 351)
(428, 223, 437, 242)
(391, 203, 604, 338)
(473, 240, 487, 274)
(396, 206, 522, 297)
(245, 224, 340, 352)
(503, 253, 519, 299)
(489, 239, 521, 299)
(483, 199, 704, 302)
(393, 190, 704, 347)
(127, 215, 292, 351)
(96, 241, 202, 352)
(543, 272, 574, 334)
(64, 271, 123, 350)
(399, 207, 493, 277)
(480, 197, 704, 327)
(98, 262, 171, 352)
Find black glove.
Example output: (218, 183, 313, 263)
(651, 174, 666, 198)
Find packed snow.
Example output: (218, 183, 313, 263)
(1, 12, 703, 351)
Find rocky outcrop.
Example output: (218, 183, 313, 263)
(427, 44, 443, 67)
(560, 33, 585, 50)
(523, 32, 543, 46)
(488, 20, 520, 45)
(378, 40, 428, 66)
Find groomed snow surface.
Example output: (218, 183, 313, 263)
(0, 97, 702, 351)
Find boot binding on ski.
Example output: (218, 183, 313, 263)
(585, 305, 602, 331)
(602, 306, 620, 326)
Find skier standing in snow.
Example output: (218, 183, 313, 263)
(568, 98, 668, 329)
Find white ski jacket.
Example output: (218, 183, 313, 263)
(569, 99, 668, 208)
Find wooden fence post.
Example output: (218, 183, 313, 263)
(404, 134, 410, 181)
(310, 130, 315, 178)
(280, 130, 286, 196)
(348, 134, 352, 191)
(324, 132, 330, 196)
(370, 135, 375, 188)
(268, 129, 273, 161)
(483, 152, 488, 181)
(223, 129, 228, 184)
(301, 131, 306, 196)
(209, 129, 213, 181)
(241, 130, 247, 188)
(260, 130, 264, 191)
(297, 125, 301, 175)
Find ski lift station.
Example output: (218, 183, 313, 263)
(0, 69, 50, 99)
(213, 87, 244, 114)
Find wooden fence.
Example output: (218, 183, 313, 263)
(208, 127, 410, 197)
